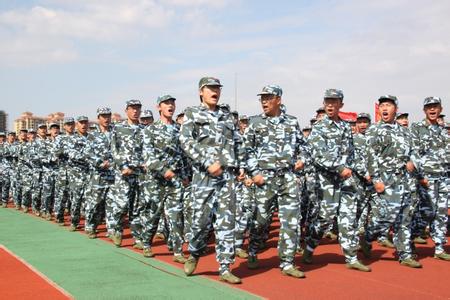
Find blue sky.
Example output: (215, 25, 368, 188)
(1, 0, 449, 128)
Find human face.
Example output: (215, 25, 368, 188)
(19, 131, 27, 141)
(176, 115, 184, 125)
(200, 85, 221, 109)
(303, 130, 311, 138)
(239, 119, 249, 133)
(0, 136, 5, 143)
(159, 99, 176, 119)
(126, 105, 141, 122)
(378, 101, 397, 123)
(396, 116, 409, 127)
(423, 104, 442, 124)
(27, 133, 36, 141)
(260, 94, 281, 117)
(140, 118, 153, 126)
(77, 120, 88, 135)
(64, 123, 75, 134)
(37, 127, 47, 138)
(316, 112, 326, 121)
(7, 134, 15, 143)
(323, 98, 343, 120)
(356, 118, 370, 134)
(98, 114, 111, 128)
(50, 126, 60, 137)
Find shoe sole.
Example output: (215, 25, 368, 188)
(346, 264, 371, 272)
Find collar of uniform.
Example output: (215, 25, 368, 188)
(261, 109, 287, 120)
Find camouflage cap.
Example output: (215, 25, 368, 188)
(19, 128, 28, 133)
(316, 107, 325, 113)
(8, 131, 16, 135)
(126, 99, 142, 108)
(302, 125, 312, 131)
(396, 112, 409, 119)
(198, 77, 222, 89)
(257, 84, 283, 97)
(423, 96, 441, 107)
(176, 112, 185, 118)
(37, 123, 47, 129)
(439, 114, 446, 118)
(76, 116, 89, 122)
(63, 117, 75, 124)
(49, 122, 60, 128)
(156, 94, 176, 105)
(378, 95, 398, 106)
(28, 128, 36, 133)
(239, 114, 249, 121)
(0, 132, 5, 136)
(140, 109, 153, 119)
(97, 107, 112, 116)
(324, 89, 344, 99)
(357, 112, 371, 121)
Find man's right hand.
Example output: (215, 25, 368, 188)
(121, 167, 133, 176)
(252, 174, 265, 186)
(207, 162, 223, 177)
(374, 181, 385, 193)
(340, 168, 352, 179)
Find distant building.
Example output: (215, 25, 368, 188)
(14, 112, 46, 132)
(112, 113, 125, 123)
(0, 110, 7, 132)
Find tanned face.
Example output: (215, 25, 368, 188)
(424, 104, 442, 124)
(200, 85, 221, 109)
(260, 94, 281, 117)
(356, 118, 370, 134)
(323, 98, 343, 120)
(126, 105, 142, 122)
(98, 114, 112, 128)
(159, 99, 176, 119)
(379, 101, 397, 123)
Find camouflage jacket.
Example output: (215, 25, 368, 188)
(41, 137, 59, 169)
(180, 104, 242, 170)
(244, 109, 309, 177)
(67, 132, 93, 169)
(143, 120, 187, 179)
(410, 119, 449, 176)
(308, 115, 354, 175)
(366, 121, 418, 182)
(352, 133, 369, 178)
(86, 127, 114, 176)
(110, 121, 144, 172)
(53, 133, 75, 167)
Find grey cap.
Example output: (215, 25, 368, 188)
(176, 112, 185, 118)
(63, 117, 75, 124)
(357, 112, 371, 121)
(0, 132, 5, 136)
(257, 84, 283, 97)
(239, 114, 249, 121)
(423, 96, 442, 107)
(140, 110, 154, 119)
(126, 99, 142, 108)
(19, 128, 28, 133)
(302, 126, 312, 131)
(439, 114, 446, 118)
(76, 116, 89, 122)
(316, 107, 325, 113)
(37, 123, 47, 129)
(396, 112, 409, 119)
(97, 107, 112, 116)
(199, 77, 222, 89)
(49, 122, 60, 128)
(156, 94, 176, 105)
(378, 95, 398, 106)
(8, 131, 16, 135)
(324, 89, 344, 99)
(28, 128, 36, 133)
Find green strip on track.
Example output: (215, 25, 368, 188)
(0, 208, 259, 300)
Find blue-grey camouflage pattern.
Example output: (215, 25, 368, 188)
(180, 103, 240, 273)
(39, 136, 59, 215)
(30, 136, 46, 213)
(1, 142, 15, 205)
(410, 119, 449, 253)
(244, 108, 308, 269)
(107, 121, 144, 237)
(363, 121, 418, 261)
(305, 115, 360, 264)
(17, 141, 35, 209)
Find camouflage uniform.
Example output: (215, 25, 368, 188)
(67, 117, 93, 228)
(133, 106, 187, 255)
(53, 118, 75, 222)
(410, 97, 449, 255)
(180, 96, 241, 273)
(244, 87, 308, 270)
(84, 109, 115, 234)
(40, 134, 59, 216)
(17, 138, 34, 209)
(31, 133, 46, 213)
(305, 89, 361, 265)
(108, 102, 144, 239)
(9, 140, 22, 208)
(363, 96, 417, 262)
(0, 134, 9, 206)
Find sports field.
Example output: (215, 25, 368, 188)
(1, 206, 449, 299)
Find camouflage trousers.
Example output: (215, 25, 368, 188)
(411, 176, 448, 253)
(299, 171, 319, 245)
(53, 166, 72, 222)
(249, 171, 300, 269)
(131, 174, 184, 254)
(355, 176, 372, 233)
(69, 166, 90, 227)
(235, 181, 255, 250)
(84, 172, 114, 232)
(305, 173, 359, 263)
(12, 167, 22, 207)
(31, 169, 44, 212)
(1, 167, 12, 204)
(40, 167, 57, 214)
(188, 169, 236, 272)
(107, 173, 140, 235)
(364, 172, 414, 261)
(183, 184, 193, 242)
(20, 167, 34, 208)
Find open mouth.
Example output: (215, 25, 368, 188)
(382, 111, 389, 117)
(429, 112, 437, 117)
(168, 108, 174, 113)
(211, 94, 218, 100)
